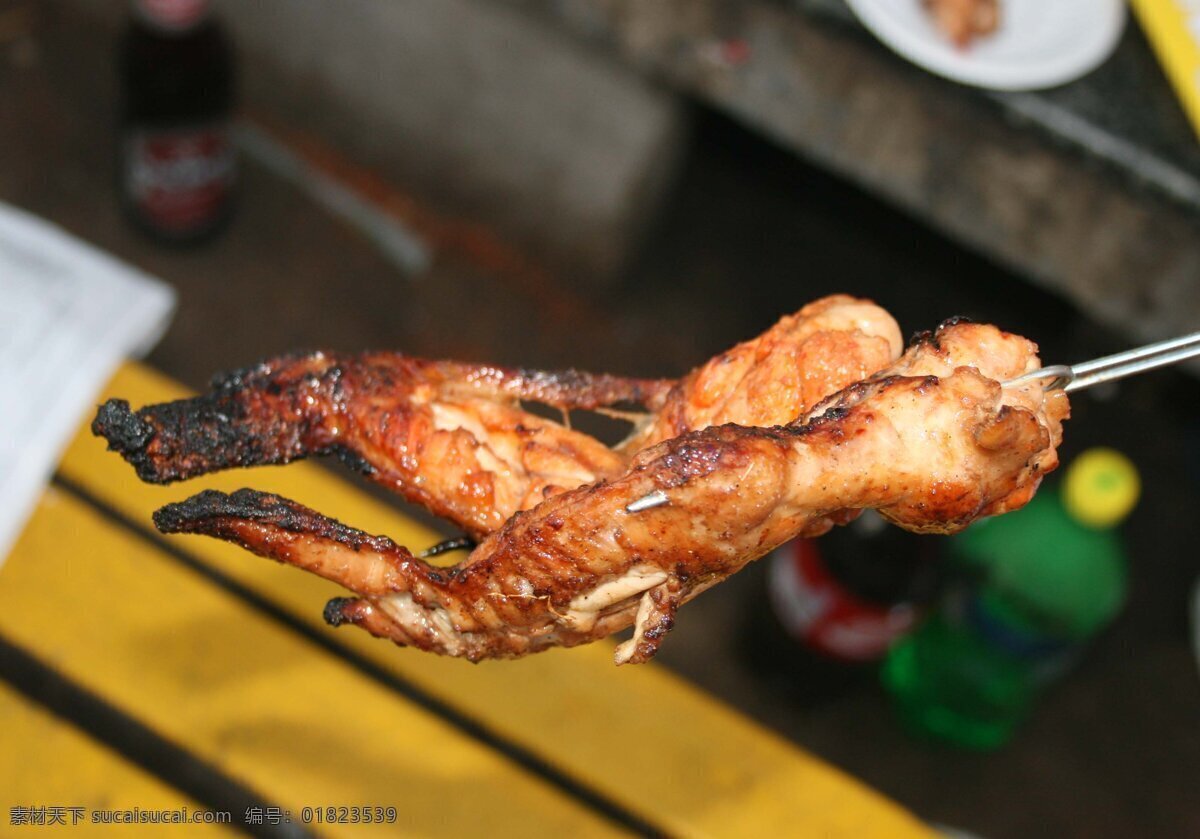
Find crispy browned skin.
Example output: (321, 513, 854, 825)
(94, 296, 901, 539)
(620, 295, 901, 452)
(152, 321, 1068, 665)
(94, 354, 671, 539)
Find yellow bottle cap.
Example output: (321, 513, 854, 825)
(1063, 448, 1140, 528)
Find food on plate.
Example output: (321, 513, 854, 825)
(95, 307, 1066, 665)
(923, 0, 1000, 48)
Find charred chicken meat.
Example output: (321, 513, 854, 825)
(93, 299, 1066, 665)
(93, 295, 900, 539)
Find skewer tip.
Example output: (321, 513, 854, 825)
(625, 489, 669, 513)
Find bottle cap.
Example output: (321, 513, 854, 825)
(1062, 448, 1140, 528)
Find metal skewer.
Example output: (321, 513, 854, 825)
(625, 331, 1200, 515)
(624, 489, 668, 513)
(1002, 330, 1200, 393)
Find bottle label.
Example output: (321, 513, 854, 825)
(135, 0, 210, 33)
(767, 539, 917, 662)
(124, 125, 235, 237)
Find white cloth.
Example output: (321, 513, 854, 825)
(0, 203, 176, 564)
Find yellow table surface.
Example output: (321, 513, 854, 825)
(1130, 0, 1200, 142)
(0, 362, 934, 838)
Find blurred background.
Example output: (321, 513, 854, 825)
(3, 0, 1200, 836)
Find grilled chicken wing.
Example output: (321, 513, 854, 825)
(93, 354, 667, 539)
(94, 296, 901, 539)
(620, 295, 901, 452)
(150, 321, 1068, 664)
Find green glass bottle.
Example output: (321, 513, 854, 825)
(882, 448, 1138, 749)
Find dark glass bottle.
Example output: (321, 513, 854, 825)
(118, 0, 236, 243)
(741, 511, 942, 706)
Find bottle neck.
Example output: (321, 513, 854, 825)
(134, 0, 212, 34)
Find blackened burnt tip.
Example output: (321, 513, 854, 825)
(323, 597, 355, 627)
(153, 489, 233, 533)
(92, 399, 154, 453)
(152, 503, 185, 534)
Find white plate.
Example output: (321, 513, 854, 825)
(845, 0, 1127, 91)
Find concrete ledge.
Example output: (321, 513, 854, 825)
(511, 0, 1200, 342)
